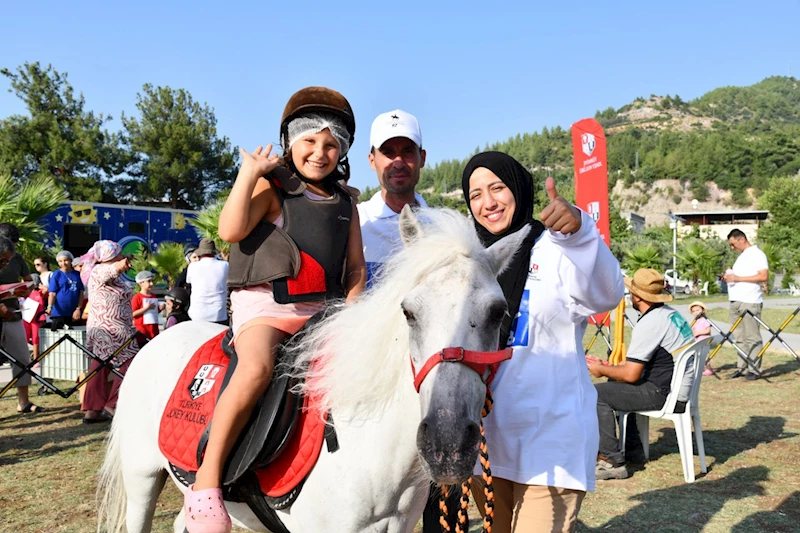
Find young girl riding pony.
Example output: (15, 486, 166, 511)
(184, 87, 366, 533)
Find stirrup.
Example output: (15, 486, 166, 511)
(184, 484, 232, 533)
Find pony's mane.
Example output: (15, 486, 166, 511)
(287, 208, 489, 418)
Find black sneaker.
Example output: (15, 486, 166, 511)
(730, 370, 745, 379)
(626, 447, 647, 465)
(743, 373, 759, 381)
(596, 458, 630, 480)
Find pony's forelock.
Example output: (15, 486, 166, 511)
(287, 208, 489, 418)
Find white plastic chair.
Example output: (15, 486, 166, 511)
(618, 338, 712, 483)
(789, 282, 800, 296)
(699, 281, 709, 296)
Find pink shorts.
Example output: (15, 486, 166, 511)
(230, 284, 325, 343)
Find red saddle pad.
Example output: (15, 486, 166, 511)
(255, 390, 327, 497)
(158, 330, 329, 499)
(159, 331, 230, 472)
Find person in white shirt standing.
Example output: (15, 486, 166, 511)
(186, 238, 229, 325)
(359, 110, 457, 531)
(722, 229, 769, 380)
(463, 152, 624, 533)
(358, 109, 427, 285)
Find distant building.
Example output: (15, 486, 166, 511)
(621, 212, 646, 234)
(674, 209, 769, 242)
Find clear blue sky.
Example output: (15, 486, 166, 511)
(2, 1, 798, 192)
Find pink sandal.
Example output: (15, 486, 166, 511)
(184, 484, 232, 533)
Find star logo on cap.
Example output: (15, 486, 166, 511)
(391, 114, 399, 126)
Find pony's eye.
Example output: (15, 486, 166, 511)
(402, 306, 416, 322)
(487, 303, 507, 325)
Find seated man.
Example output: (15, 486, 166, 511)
(588, 268, 694, 480)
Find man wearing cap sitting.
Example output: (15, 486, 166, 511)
(588, 268, 694, 480)
(358, 109, 427, 284)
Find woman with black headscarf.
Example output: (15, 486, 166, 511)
(462, 152, 624, 533)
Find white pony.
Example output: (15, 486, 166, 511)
(97, 207, 528, 533)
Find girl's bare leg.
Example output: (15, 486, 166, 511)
(193, 324, 286, 489)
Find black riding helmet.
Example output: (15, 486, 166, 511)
(279, 87, 356, 183)
(166, 287, 190, 308)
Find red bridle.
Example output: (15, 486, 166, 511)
(411, 347, 513, 393)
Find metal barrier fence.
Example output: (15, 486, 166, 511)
(0, 331, 136, 399)
(39, 327, 89, 381)
(586, 301, 800, 379)
(585, 312, 613, 354)
(584, 309, 636, 357)
(701, 305, 800, 377)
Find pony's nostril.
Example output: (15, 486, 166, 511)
(419, 420, 431, 442)
(466, 422, 480, 442)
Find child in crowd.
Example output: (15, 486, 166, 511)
(24, 274, 49, 361)
(183, 86, 366, 533)
(131, 271, 164, 340)
(164, 286, 190, 329)
(690, 301, 715, 376)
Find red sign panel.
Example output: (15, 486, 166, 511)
(571, 118, 610, 246)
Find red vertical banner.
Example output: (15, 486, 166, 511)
(571, 118, 610, 246)
(572, 118, 613, 331)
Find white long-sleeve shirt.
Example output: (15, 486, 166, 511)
(476, 210, 624, 492)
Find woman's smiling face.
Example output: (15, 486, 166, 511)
(468, 167, 516, 235)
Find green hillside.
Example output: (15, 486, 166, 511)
(417, 76, 800, 209)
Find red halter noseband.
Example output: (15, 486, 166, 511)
(411, 347, 513, 393)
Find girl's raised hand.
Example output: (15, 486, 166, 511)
(239, 144, 280, 179)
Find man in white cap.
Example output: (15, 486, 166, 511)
(359, 110, 457, 530)
(358, 109, 427, 284)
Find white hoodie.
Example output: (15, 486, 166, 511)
(476, 210, 624, 492)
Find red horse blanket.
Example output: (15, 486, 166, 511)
(158, 331, 328, 497)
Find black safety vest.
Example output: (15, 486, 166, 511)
(167, 311, 191, 326)
(227, 167, 352, 304)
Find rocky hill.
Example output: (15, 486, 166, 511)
(419, 76, 800, 226)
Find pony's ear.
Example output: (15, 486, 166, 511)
(399, 205, 423, 247)
(485, 225, 531, 275)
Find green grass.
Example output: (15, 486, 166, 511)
(576, 337, 800, 533)
(2, 346, 800, 532)
(670, 293, 800, 306)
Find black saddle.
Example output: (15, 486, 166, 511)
(203, 327, 301, 485)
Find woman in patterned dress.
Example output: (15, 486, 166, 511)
(79, 241, 139, 424)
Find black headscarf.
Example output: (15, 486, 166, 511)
(461, 151, 545, 347)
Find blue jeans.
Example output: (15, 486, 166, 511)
(595, 380, 667, 466)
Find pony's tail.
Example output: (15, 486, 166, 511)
(96, 418, 126, 533)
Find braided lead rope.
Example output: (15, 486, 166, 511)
(439, 388, 496, 533)
(439, 486, 452, 532)
(478, 390, 494, 533)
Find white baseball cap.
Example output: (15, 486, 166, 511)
(369, 109, 422, 150)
